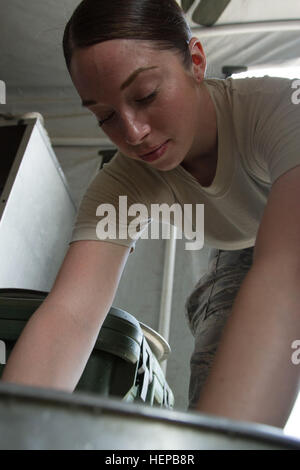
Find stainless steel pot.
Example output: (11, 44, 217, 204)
(0, 381, 299, 450)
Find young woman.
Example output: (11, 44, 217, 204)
(2, 0, 300, 429)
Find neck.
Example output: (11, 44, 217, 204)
(180, 83, 218, 186)
(181, 83, 218, 171)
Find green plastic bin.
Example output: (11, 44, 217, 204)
(0, 289, 174, 408)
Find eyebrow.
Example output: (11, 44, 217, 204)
(81, 65, 158, 107)
(120, 66, 158, 90)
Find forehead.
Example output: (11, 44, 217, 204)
(70, 39, 179, 86)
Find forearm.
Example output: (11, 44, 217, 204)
(1, 303, 100, 392)
(195, 262, 300, 428)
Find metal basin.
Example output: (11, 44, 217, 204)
(0, 381, 299, 450)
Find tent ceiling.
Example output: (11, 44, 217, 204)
(1, 0, 300, 89)
(183, 0, 300, 25)
(1, 0, 300, 143)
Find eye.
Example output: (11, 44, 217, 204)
(135, 90, 158, 104)
(98, 112, 115, 127)
(97, 90, 158, 127)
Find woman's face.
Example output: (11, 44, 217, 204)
(70, 38, 214, 171)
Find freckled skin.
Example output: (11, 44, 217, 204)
(70, 38, 218, 175)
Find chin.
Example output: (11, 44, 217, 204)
(151, 157, 180, 172)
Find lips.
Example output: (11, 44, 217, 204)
(139, 140, 169, 158)
(137, 140, 170, 163)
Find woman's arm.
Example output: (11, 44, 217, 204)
(196, 165, 300, 428)
(1, 240, 130, 392)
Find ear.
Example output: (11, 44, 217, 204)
(188, 37, 207, 82)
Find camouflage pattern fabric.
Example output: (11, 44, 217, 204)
(184, 246, 254, 410)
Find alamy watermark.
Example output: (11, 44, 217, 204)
(0, 340, 6, 365)
(291, 340, 300, 365)
(95, 196, 204, 250)
(291, 79, 300, 105)
(0, 80, 6, 104)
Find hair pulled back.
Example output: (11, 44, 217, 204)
(63, 0, 193, 72)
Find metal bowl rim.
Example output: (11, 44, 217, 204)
(0, 381, 299, 449)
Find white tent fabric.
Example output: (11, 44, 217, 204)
(184, 0, 300, 24)
(1, 0, 300, 87)
(1, 0, 300, 148)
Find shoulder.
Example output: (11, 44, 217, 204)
(204, 75, 296, 102)
(204, 75, 299, 135)
(226, 75, 293, 93)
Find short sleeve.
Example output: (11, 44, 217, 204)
(69, 151, 153, 254)
(253, 77, 300, 185)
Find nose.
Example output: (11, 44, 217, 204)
(122, 111, 151, 146)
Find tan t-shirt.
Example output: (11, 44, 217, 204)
(70, 76, 300, 253)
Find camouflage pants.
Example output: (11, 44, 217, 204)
(184, 246, 254, 410)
